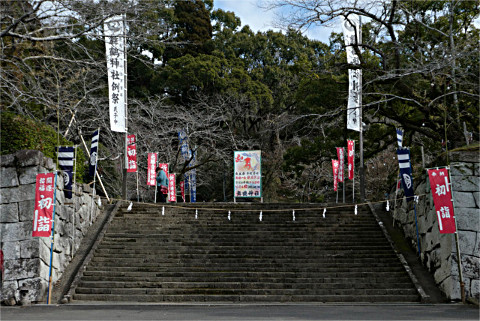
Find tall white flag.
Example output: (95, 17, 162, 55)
(104, 15, 126, 132)
(342, 14, 361, 132)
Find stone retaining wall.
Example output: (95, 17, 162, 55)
(1, 150, 102, 304)
(391, 151, 479, 301)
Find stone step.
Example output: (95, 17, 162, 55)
(73, 293, 419, 303)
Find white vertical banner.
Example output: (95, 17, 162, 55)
(342, 14, 361, 132)
(104, 15, 126, 132)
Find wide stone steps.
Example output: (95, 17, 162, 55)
(72, 203, 420, 303)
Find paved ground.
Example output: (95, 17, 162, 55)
(2, 303, 479, 321)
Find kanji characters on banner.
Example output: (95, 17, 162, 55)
(342, 14, 362, 132)
(159, 163, 168, 174)
(347, 140, 355, 180)
(32, 173, 56, 237)
(147, 153, 157, 186)
(104, 15, 126, 132)
(428, 168, 456, 234)
(234, 150, 262, 198)
(336, 147, 345, 182)
(56, 146, 75, 199)
(397, 147, 415, 201)
(168, 173, 176, 202)
(89, 130, 99, 177)
(332, 160, 339, 192)
(126, 134, 137, 173)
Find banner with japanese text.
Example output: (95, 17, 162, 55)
(336, 147, 345, 182)
(56, 146, 74, 199)
(168, 173, 176, 202)
(397, 148, 415, 201)
(332, 160, 339, 191)
(347, 140, 355, 180)
(147, 153, 157, 186)
(159, 163, 168, 174)
(428, 168, 456, 234)
(32, 173, 56, 237)
(89, 130, 99, 178)
(104, 15, 126, 132)
(234, 150, 262, 198)
(342, 14, 361, 132)
(126, 134, 137, 173)
(180, 181, 185, 202)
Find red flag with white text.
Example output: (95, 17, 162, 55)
(147, 153, 157, 186)
(347, 140, 355, 180)
(168, 173, 176, 202)
(332, 160, 339, 191)
(32, 173, 56, 237)
(127, 134, 137, 173)
(336, 147, 345, 182)
(180, 181, 185, 202)
(428, 168, 456, 234)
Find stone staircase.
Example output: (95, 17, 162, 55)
(72, 203, 421, 302)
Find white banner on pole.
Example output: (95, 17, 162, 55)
(342, 14, 362, 132)
(104, 15, 126, 132)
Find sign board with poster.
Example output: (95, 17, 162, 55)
(234, 150, 262, 198)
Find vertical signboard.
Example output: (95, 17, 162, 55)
(126, 134, 137, 172)
(234, 150, 262, 198)
(336, 147, 345, 182)
(168, 173, 176, 202)
(104, 15, 126, 132)
(347, 140, 355, 180)
(32, 173, 56, 237)
(147, 153, 157, 186)
(428, 168, 456, 234)
(332, 160, 339, 192)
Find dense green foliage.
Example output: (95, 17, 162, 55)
(0, 112, 88, 182)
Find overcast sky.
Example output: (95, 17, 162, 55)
(213, 0, 336, 43)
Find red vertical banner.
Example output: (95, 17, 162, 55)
(32, 173, 55, 237)
(180, 181, 185, 202)
(147, 153, 157, 186)
(347, 140, 355, 180)
(126, 134, 137, 173)
(336, 147, 345, 182)
(168, 173, 176, 202)
(159, 163, 169, 174)
(428, 168, 456, 234)
(332, 160, 339, 192)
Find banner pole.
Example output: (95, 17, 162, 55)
(122, 13, 128, 201)
(448, 167, 466, 303)
(90, 128, 100, 221)
(413, 202, 421, 256)
(79, 133, 110, 202)
(393, 171, 400, 228)
(46, 171, 58, 304)
(136, 171, 139, 203)
(72, 145, 78, 251)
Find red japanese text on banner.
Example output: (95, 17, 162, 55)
(180, 181, 185, 202)
(332, 160, 339, 192)
(168, 173, 176, 202)
(347, 140, 355, 180)
(127, 143, 137, 173)
(32, 173, 55, 237)
(336, 147, 345, 182)
(127, 134, 136, 145)
(147, 153, 157, 186)
(428, 168, 456, 234)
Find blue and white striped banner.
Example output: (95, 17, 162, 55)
(397, 147, 414, 200)
(57, 146, 75, 199)
(396, 128, 404, 147)
(89, 130, 99, 177)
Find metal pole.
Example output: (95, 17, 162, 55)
(358, 16, 365, 202)
(122, 14, 128, 201)
(78, 133, 110, 202)
(413, 202, 421, 256)
(46, 171, 58, 304)
(421, 146, 425, 169)
(72, 145, 78, 251)
(136, 171, 139, 203)
(448, 166, 466, 303)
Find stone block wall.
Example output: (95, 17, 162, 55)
(392, 151, 479, 301)
(1, 150, 102, 304)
